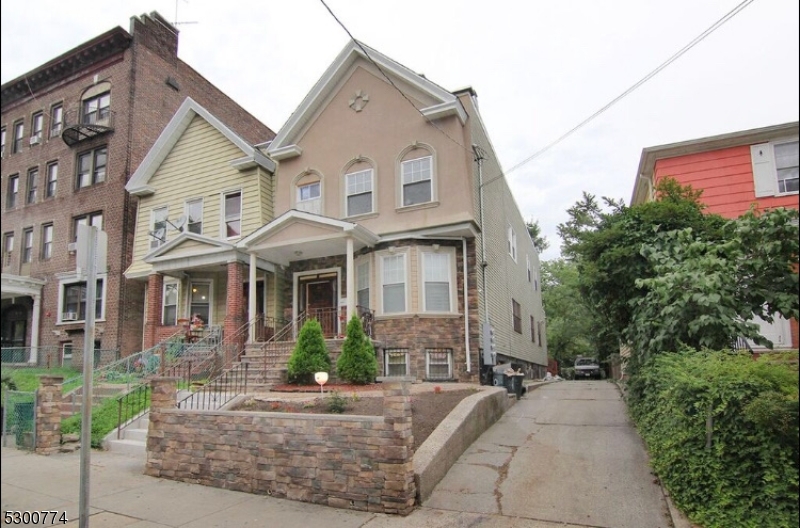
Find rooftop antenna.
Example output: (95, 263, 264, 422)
(174, 0, 198, 26)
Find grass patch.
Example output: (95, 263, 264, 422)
(1, 367, 80, 401)
(61, 389, 151, 448)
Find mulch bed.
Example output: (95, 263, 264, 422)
(236, 388, 478, 448)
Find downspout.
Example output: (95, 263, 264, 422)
(462, 237, 471, 373)
(473, 144, 489, 332)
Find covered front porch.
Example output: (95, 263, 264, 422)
(239, 210, 379, 340)
(1, 274, 45, 365)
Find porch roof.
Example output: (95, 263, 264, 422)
(238, 209, 380, 266)
(1, 274, 46, 299)
(142, 232, 275, 275)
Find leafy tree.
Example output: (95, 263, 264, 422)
(557, 178, 726, 358)
(540, 259, 595, 364)
(287, 319, 331, 384)
(336, 315, 378, 384)
(629, 207, 799, 358)
(525, 218, 550, 252)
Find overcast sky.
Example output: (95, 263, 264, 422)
(2, 0, 798, 260)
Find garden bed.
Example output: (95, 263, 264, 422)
(235, 388, 478, 448)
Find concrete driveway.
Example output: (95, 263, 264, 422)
(421, 380, 676, 528)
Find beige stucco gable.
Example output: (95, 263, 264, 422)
(263, 220, 346, 246)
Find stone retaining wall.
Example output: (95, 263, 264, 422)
(145, 378, 416, 514)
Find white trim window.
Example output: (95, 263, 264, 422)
(60, 277, 105, 323)
(223, 191, 242, 238)
(185, 198, 203, 234)
(45, 162, 58, 198)
(346, 169, 373, 216)
(162, 282, 179, 326)
(297, 181, 321, 214)
(507, 225, 517, 261)
(50, 104, 63, 138)
(150, 206, 168, 249)
(526, 254, 532, 282)
(31, 112, 44, 143)
(401, 156, 432, 206)
(751, 139, 799, 196)
(381, 253, 406, 314)
(422, 251, 452, 312)
(385, 348, 409, 377)
(356, 260, 370, 310)
(41, 224, 53, 260)
(426, 348, 453, 380)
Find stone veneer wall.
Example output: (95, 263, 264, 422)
(35, 375, 63, 454)
(145, 378, 416, 514)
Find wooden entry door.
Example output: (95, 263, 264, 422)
(306, 280, 337, 337)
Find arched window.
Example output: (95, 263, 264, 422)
(293, 171, 323, 214)
(343, 158, 376, 217)
(398, 144, 436, 208)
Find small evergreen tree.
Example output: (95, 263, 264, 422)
(287, 318, 331, 384)
(336, 315, 378, 384)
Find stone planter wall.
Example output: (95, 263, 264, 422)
(145, 378, 416, 514)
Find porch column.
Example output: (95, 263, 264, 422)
(248, 253, 257, 343)
(224, 260, 245, 364)
(346, 236, 355, 321)
(29, 293, 41, 364)
(144, 273, 164, 349)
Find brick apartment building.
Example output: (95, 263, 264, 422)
(1, 11, 274, 365)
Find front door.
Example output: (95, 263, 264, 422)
(306, 280, 337, 337)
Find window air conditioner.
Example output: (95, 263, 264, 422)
(29, 135, 41, 145)
(62, 312, 78, 321)
(67, 242, 78, 253)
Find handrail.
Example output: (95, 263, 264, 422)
(732, 336, 755, 354)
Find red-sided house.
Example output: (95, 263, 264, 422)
(631, 121, 799, 350)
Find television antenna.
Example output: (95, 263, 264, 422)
(148, 227, 166, 242)
(174, 0, 198, 26)
(165, 215, 187, 232)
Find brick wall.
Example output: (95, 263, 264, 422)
(145, 378, 415, 514)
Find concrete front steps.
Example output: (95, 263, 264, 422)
(103, 414, 149, 456)
(60, 384, 129, 420)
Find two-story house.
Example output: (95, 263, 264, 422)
(631, 121, 799, 350)
(0, 11, 274, 366)
(125, 40, 548, 383)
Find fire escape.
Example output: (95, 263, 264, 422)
(61, 108, 115, 146)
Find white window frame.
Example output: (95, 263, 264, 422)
(425, 349, 453, 380)
(420, 248, 456, 313)
(384, 348, 409, 377)
(296, 181, 321, 214)
(508, 225, 517, 261)
(400, 155, 433, 208)
(222, 190, 242, 239)
(162, 281, 179, 326)
(526, 254, 532, 282)
(50, 104, 63, 138)
(150, 206, 168, 249)
(751, 138, 799, 197)
(380, 252, 408, 315)
(185, 198, 203, 235)
(345, 168, 374, 217)
(31, 112, 43, 143)
(41, 224, 53, 260)
(57, 273, 107, 324)
(22, 228, 33, 264)
(3, 232, 14, 266)
(45, 162, 58, 198)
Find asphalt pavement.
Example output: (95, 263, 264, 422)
(1, 380, 688, 527)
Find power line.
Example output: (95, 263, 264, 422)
(481, 0, 757, 189)
(318, 0, 480, 158)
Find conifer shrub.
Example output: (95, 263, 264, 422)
(286, 319, 331, 384)
(336, 315, 378, 384)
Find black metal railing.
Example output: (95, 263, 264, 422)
(357, 305, 375, 338)
(115, 384, 151, 439)
(177, 363, 248, 411)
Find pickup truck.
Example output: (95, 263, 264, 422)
(574, 356, 602, 379)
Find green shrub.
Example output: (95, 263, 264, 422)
(336, 315, 377, 384)
(628, 349, 799, 528)
(61, 389, 151, 448)
(286, 319, 331, 385)
(326, 391, 348, 413)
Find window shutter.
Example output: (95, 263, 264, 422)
(751, 143, 776, 197)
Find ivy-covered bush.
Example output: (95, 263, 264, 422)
(286, 319, 331, 384)
(336, 315, 377, 384)
(628, 349, 799, 528)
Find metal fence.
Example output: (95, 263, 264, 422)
(0, 346, 119, 369)
(2, 390, 37, 450)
